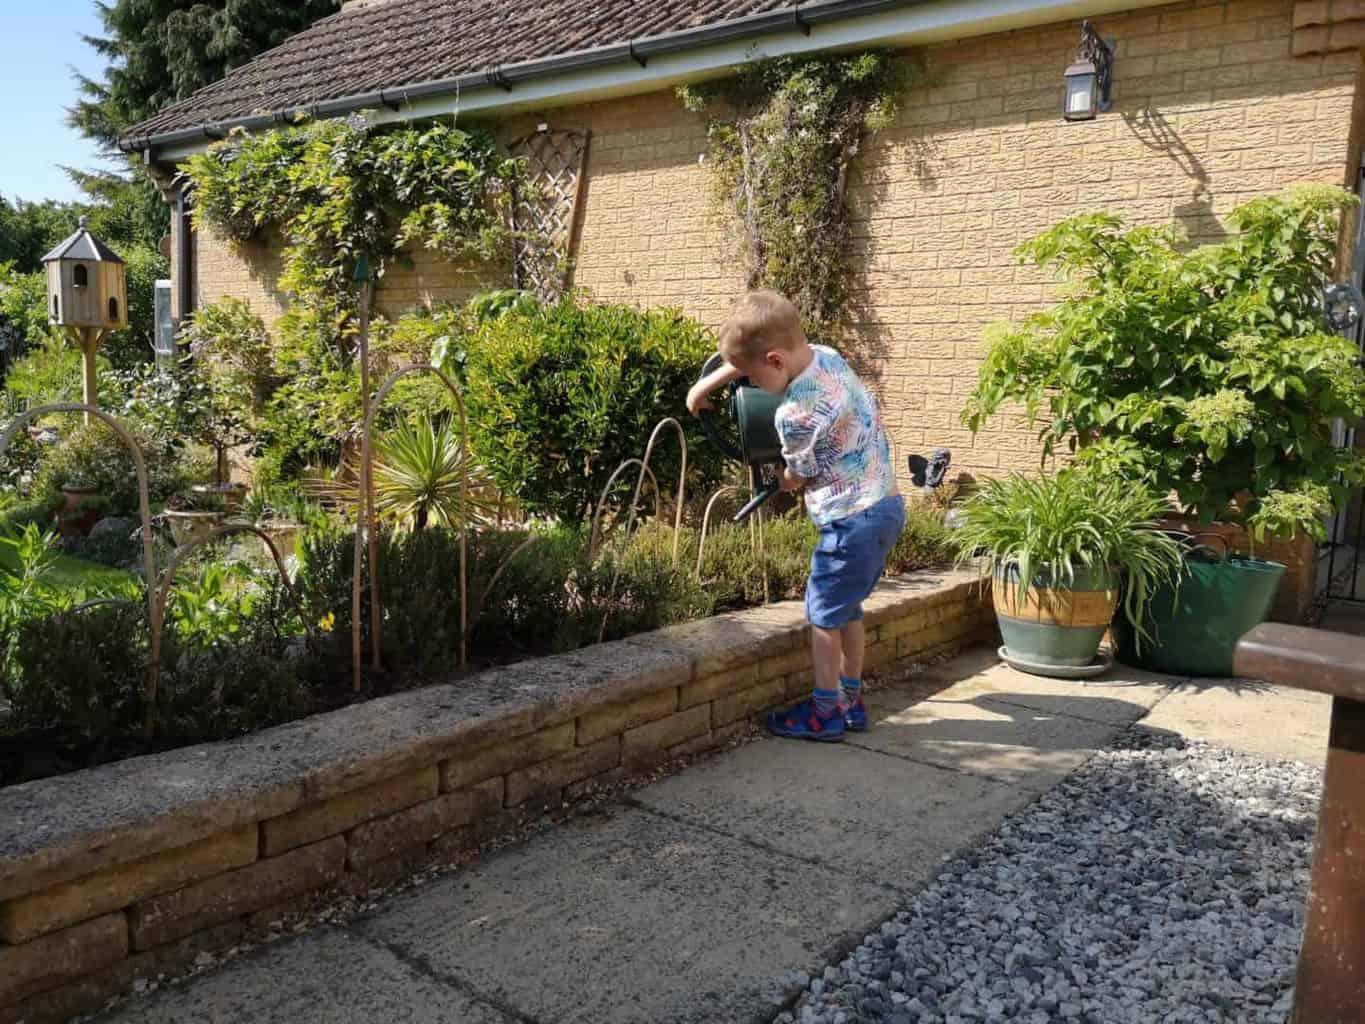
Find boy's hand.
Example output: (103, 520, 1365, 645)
(779, 467, 805, 493)
(686, 381, 714, 417)
(686, 361, 745, 417)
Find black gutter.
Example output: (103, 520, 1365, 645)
(119, 0, 931, 155)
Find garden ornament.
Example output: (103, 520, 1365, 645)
(908, 448, 952, 495)
(696, 352, 785, 521)
(1323, 282, 1364, 334)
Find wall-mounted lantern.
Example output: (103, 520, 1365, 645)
(1064, 20, 1115, 122)
(43, 216, 127, 424)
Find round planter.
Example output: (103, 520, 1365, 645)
(992, 563, 1117, 675)
(164, 509, 224, 548)
(192, 482, 248, 512)
(1113, 554, 1286, 677)
(259, 521, 305, 558)
(58, 484, 102, 538)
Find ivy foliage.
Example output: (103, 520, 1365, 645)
(679, 52, 921, 334)
(184, 118, 524, 303)
(962, 186, 1365, 540)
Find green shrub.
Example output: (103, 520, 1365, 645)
(102, 244, 168, 372)
(31, 422, 212, 515)
(0, 263, 52, 374)
(4, 333, 92, 409)
(888, 498, 957, 573)
(964, 186, 1365, 539)
(463, 295, 726, 522)
(7, 601, 148, 740)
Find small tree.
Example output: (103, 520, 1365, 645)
(963, 186, 1365, 542)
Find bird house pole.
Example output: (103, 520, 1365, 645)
(68, 326, 106, 426)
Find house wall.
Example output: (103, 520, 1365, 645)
(183, 0, 1363, 499)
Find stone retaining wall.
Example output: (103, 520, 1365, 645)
(0, 572, 995, 1024)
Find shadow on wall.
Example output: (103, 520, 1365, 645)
(1122, 106, 1225, 246)
(842, 128, 944, 384)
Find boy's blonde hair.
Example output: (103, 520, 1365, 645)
(718, 289, 803, 364)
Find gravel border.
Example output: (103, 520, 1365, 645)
(778, 729, 1320, 1024)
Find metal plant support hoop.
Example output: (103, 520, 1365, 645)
(0, 403, 159, 729)
(588, 458, 662, 561)
(597, 418, 688, 643)
(352, 364, 471, 691)
(150, 523, 316, 679)
(694, 480, 772, 603)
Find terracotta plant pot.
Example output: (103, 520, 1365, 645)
(58, 484, 101, 538)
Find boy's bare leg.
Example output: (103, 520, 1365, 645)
(811, 625, 843, 693)
(840, 620, 865, 682)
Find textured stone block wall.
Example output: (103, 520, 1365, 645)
(0, 574, 996, 1024)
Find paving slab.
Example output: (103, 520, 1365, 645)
(846, 692, 1122, 789)
(631, 737, 1031, 887)
(906, 647, 1179, 725)
(1140, 680, 1331, 766)
(97, 926, 511, 1023)
(352, 803, 887, 1024)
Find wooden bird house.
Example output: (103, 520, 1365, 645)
(42, 216, 127, 421)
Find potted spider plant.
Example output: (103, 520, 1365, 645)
(955, 467, 1183, 678)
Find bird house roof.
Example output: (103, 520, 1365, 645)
(42, 219, 124, 265)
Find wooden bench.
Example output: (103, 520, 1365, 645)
(1234, 623, 1365, 1024)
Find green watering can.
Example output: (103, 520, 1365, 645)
(696, 352, 785, 522)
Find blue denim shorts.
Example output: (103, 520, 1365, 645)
(805, 494, 906, 629)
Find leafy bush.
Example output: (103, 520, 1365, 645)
(889, 498, 958, 573)
(963, 186, 1365, 539)
(464, 295, 726, 521)
(0, 263, 52, 374)
(256, 300, 424, 484)
(4, 333, 92, 408)
(102, 243, 168, 371)
(30, 421, 212, 515)
(8, 602, 148, 741)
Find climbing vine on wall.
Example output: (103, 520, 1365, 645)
(183, 116, 527, 306)
(679, 52, 922, 336)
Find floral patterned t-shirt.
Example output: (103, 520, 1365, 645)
(776, 345, 897, 526)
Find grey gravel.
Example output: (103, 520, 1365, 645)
(777, 729, 1319, 1024)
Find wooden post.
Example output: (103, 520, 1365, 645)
(69, 327, 104, 426)
(1233, 624, 1365, 1023)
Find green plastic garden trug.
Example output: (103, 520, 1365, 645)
(1113, 548, 1286, 677)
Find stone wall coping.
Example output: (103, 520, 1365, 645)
(0, 570, 980, 902)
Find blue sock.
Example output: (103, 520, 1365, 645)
(840, 675, 862, 705)
(812, 687, 840, 717)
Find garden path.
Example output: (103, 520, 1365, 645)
(92, 647, 1329, 1024)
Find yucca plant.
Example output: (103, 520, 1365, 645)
(312, 416, 499, 531)
(955, 467, 1183, 660)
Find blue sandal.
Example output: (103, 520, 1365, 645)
(767, 699, 846, 742)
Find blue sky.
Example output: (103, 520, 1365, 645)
(1, 3, 118, 205)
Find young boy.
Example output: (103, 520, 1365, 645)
(687, 290, 903, 741)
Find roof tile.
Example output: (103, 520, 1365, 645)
(125, 0, 803, 143)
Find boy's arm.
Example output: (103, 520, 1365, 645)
(686, 361, 743, 416)
(779, 401, 839, 483)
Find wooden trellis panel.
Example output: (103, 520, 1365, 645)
(509, 127, 591, 301)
